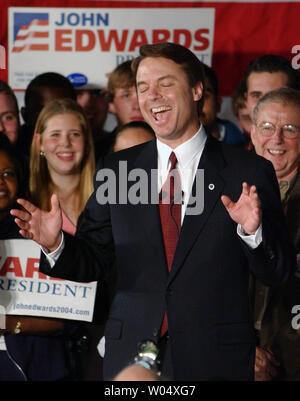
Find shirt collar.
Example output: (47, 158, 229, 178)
(156, 125, 207, 170)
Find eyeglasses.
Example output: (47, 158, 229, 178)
(0, 170, 16, 180)
(256, 121, 300, 139)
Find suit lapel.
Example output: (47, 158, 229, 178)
(167, 136, 226, 284)
(133, 140, 168, 275)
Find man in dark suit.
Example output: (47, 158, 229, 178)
(249, 87, 300, 380)
(11, 43, 295, 381)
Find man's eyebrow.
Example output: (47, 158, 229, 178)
(117, 86, 132, 92)
(158, 74, 177, 81)
(137, 74, 177, 86)
(249, 90, 262, 96)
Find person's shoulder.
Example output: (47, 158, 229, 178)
(219, 140, 273, 171)
(219, 118, 246, 146)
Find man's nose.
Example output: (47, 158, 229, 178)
(273, 127, 284, 143)
(132, 94, 141, 110)
(147, 85, 161, 100)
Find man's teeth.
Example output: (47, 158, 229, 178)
(268, 150, 284, 155)
(151, 106, 171, 114)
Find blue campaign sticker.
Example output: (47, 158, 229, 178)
(67, 73, 88, 87)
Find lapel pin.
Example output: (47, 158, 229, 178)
(208, 183, 215, 190)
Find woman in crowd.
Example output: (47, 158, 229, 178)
(0, 98, 97, 380)
(0, 133, 71, 380)
(30, 97, 95, 234)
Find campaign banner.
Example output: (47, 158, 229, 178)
(8, 6, 215, 90)
(0, 239, 97, 322)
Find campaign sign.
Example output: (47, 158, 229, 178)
(0, 239, 97, 322)
(8, 7, 215, 89)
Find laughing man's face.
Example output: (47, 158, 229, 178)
(136, 56, 202, 148)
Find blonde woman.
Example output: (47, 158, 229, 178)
(30, 98, 95, 234)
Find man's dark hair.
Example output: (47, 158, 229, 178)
(0, 80, 19, 115)
(131, 42, 206, 113)
(115, 120, 155, 136)
(24, 72, 76, 106)
(244, 54, 300, 91)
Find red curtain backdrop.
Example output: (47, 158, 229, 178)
(1, 0, 299, 95)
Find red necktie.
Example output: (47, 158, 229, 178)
(159, 152, 182, 336)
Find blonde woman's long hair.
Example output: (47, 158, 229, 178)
(30, 98, 95, 215)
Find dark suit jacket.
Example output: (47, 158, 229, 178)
(40, 135, 295, 381)
(250, 169, 300, 380)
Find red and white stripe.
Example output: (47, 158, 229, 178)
(12, 19, 49, 53)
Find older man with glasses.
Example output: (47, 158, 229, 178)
(250, 87, 300, 381)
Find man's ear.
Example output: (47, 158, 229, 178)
(192, 81, 203, 102)
(108, 102, 117, 115)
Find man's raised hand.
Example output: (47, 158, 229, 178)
(221, 182, 262, 235)
(10, 194, 62, 252)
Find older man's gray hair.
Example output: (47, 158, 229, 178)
(253, 87, 300, 124)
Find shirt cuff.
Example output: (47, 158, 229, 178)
(237, 224, 262, 249)
(40, 232, 65, 268)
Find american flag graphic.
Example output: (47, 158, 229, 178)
(12, 13, 49, 53)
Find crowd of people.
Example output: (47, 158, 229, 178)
(0, 42, 299, 381)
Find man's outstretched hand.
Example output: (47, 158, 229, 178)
(11, 194, 63, 253)
(221, 182, 262, 235)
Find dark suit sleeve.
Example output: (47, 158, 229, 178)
(239, 157, 296, 286)
(39, 158, 115, 283)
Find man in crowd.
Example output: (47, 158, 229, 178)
(200, 64, 246, 147)
(231, 79, 252, 150)
(250, 87, 300, 380)
(76, 86, 109, 161)
(11, 43, 295, 381)
(244, 54, 300, 150)
(244, 54, 300, 121)
(107, 60, 144, 129)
